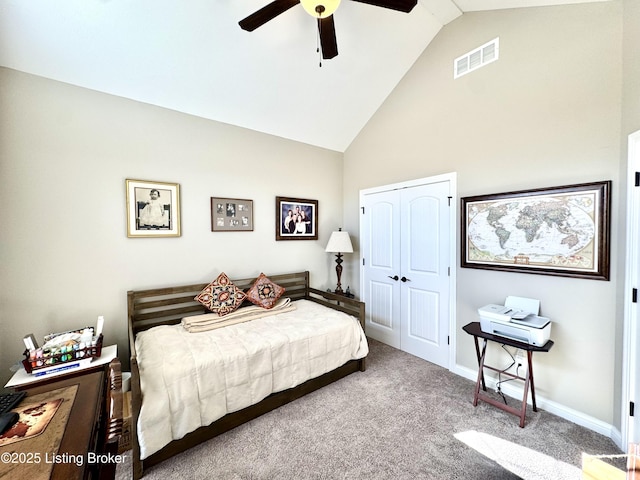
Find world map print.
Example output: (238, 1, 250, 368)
(466, 192, 598, 271)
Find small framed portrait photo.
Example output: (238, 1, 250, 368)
(276, 196, 318, 240)
(211, 197, 254, 232)
(126, 179, 181, 238)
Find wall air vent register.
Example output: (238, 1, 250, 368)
(454, 37, 499, 79)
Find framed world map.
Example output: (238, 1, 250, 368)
(461, 181, 611, 280)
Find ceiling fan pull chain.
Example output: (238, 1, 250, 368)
(317, 16, 322, 67)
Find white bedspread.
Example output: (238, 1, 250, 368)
(135, 299, 368, 459)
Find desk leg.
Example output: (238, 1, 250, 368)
(472, 336, 486, 392)
(527, 351, 537, 412)
(517, 351, 538, 428)
(519, 366, 530, 428)
(473, 338, 488, 407)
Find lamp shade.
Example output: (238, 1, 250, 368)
(300, 0, 341, 18)
(325, 230, 353, 253)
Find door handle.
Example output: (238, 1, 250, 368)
(401, 276, 411, 282)
(388, 275, 399, 281)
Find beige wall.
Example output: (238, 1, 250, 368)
(344, 1, 623, 425)
(0, 68, 343, 387)
(622, 0, 640, 139)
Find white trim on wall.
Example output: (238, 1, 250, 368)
(621, 129, 640, 449)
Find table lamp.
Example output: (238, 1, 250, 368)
(325, 228, 353, 294)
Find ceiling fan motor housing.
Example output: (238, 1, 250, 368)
(300, 0, 341, 18)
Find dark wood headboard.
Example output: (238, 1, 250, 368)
(127, 271, 365, 354)
(128, 271, 308, 335)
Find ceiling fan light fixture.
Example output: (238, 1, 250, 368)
(300, 0, 341, 18)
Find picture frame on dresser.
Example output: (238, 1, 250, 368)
(276, 196, 318, 240)
(126, 179, 181, 238)
(461, 180, 611, 280)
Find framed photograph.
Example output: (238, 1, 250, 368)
(126, 179, 181, 237)
(461, 181, 611, 280)
(276, 196, 318, 240)
(211, 197, 253, 231)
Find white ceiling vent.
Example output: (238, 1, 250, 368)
(454, 38, 499, 79)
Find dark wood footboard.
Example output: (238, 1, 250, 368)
(127, 271, 366, 479)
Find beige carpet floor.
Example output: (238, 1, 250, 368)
(117, 338, 623, 479)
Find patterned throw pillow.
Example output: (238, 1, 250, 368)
(194, 272, 247, 316)
(246, 273, 285, 309)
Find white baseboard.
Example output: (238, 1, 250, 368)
(452, 364, 618, 441)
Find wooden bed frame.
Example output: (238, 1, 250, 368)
(127, 271, 366, 479)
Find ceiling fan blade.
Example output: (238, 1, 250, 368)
(318, 15, 338, 59)
(239, 0, 300, 32)
(350, 0, 417, 13)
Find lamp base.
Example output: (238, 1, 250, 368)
(333, 253, 344, 294)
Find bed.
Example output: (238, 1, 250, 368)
(127, 271, 368, 479)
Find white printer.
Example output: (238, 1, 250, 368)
(478, 296, 551, 347)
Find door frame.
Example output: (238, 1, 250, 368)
(359, 172, 457, 370)
(622, 130, 640, 448)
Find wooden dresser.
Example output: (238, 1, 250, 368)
(1, 371, 106, 480)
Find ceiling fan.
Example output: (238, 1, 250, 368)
(239, 0, 418, 62)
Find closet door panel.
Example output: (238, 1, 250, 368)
(362, 191, 401, 348)
(407, 287, 439, 343)
(399, 182, 450, 367)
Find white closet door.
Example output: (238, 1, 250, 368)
(399, 182, 450, 367)
(361, 179, 451, 368)
(362, 189, 401, 348)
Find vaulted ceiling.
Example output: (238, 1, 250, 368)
(0, 0, 607, 151)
